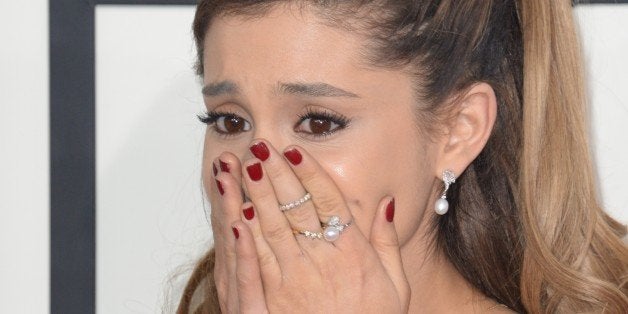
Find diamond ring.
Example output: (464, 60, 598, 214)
(279, 192, 311, 212)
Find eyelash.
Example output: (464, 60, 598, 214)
(198, 108, 351, 139)
(295, 108, 351, 138)
(197, 110, 236, 124)
(197, 110, 244, 138)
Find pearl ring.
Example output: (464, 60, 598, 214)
(292, 215, 352, 242)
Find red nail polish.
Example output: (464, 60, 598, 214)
(212, 163, 218, 176)
(243, 206, 255, 220)
(219, 160, 230, 173)
(250, 142, 270, 161)
(386, 198, 395, 222)
(216, 179, 224, 195)
(284, 148, 302, 165)
(246, 163, 263, 181)
(232, 227, 239, 239)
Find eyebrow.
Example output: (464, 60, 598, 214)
(201, 80, 360, 98)
(278, 82, 359, 98)
(202, 80, 239, 97)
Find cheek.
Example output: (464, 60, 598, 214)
(315, 132, 433, 241)
(316, 153, 378, 237)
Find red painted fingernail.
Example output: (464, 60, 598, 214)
(219, 160, 230, 173)
(250, 142, 270, 161)
(243, 206, 255, 220)
(212, 163, 218, 176)
(386, 198, 395, 222)
(232, 227, 239, 239)
(246, 162, 263, 181)
(284, 148, 302, 165)
(216, 179, 224, 195)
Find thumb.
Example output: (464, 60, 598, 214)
(232, 221, 268, 314)
(370, 197, 410, 307)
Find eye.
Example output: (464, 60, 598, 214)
(198, 111, 251, 135)
(216, 115, 251, 134)
(295, 109, 350, 137)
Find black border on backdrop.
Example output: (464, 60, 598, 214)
(49, 0, 627, 313)
(50, 1, 195, 313)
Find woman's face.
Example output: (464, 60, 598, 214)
(201, 6, 441, 247)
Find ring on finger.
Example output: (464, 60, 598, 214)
(292, 215, 351, 242)
(279, 192, 311, 212)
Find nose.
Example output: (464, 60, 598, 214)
(249, 122, 291, 157)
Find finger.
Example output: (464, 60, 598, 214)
(209, 155, 243, 233)
(250, 140, 321, 233)
(240, 202, 282, 289)
(217, 151, 244, 196)
(213, 169, 245, 313)
(369, 197, 410, 305)
(212, 252, 228, 313)
(282, 146, 368, 248)
(214, 169, 245, 254)
(208, 158, 231, 311)
(242, 156, 302, 267)
(208, 158, 225, 238)
(232, 221, 268, 313)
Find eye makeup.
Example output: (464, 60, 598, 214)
(294, 107, 351, 139)
(198, 110, 251, 138)
(198, 106, 352, 139)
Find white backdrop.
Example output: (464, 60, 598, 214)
(1, 3, 627, 314)
(95, 6, 208, 313)
(0, 0, 49, 313)
(576, 6, 628, 218)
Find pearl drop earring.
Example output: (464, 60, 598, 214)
(435, 169, 456, 215)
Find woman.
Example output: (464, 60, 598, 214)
(178, 0, 628, 312)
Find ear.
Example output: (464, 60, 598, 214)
(435, 82, 497, 179)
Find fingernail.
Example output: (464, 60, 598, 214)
(250, 142, 270, 161)
(219, 160, 230, 173)
(212, 163, 218, 176)
(386, 198, 395, 222)
(216, 179, 224, 195)
(243, 206, 255, 220)
(232, 227, 239, 239)
(246, 162, 263, 181)
(283, 148, 302, 165)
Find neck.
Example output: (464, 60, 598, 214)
(401, 221, 501, 313)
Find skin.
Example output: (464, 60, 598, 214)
(200, 5, 509, 313)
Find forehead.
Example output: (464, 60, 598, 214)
(201, 5, 367, 84)
(200, 5, 417, 111)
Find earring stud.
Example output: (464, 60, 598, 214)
(435, 169, 456, 215)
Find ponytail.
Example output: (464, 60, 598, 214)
(518, 0, 628, 312)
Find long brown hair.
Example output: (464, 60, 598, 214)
(179, 1, 628, 312)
